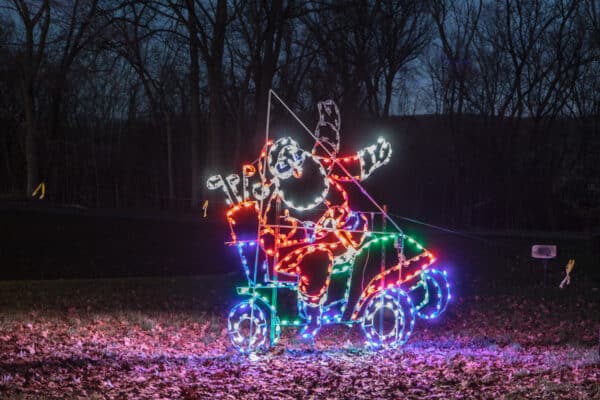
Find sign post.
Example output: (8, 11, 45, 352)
(531, 245, 557, 286)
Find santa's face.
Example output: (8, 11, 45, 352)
(268, 137, 329, 211)
(273, 143, 305, 179)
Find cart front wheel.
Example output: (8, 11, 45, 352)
(361, 288, 415, 348)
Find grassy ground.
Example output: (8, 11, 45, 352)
(0, 275, 598, 399)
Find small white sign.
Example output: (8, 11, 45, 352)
(531, 245, 557, 259)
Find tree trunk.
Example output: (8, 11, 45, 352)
(206, 0, 228, 171)
(189, 5, 202, 208)
(383, 75, 394, 117)
(14, 0, 49, 197)
(23, 84, 38, 196)
(25, 121, 38, 196)
(207, 65, 223, 169)
(49, 84, 64, 140)
(0, 130, 13, 187)
(254, 0, 283, 138)
(165, 112, 175, 205)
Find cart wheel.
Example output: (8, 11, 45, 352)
(416, 269, 450, 320)
(228, 299, 280, 353)
(361, 288, 415, 348)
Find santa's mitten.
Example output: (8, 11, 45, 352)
(358, 138, 392, 179)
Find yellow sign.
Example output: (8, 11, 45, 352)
(31, 182, 45, 199)
(559, 259, 575, 288)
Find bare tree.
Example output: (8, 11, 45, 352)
(0, 16, 19, 192)
(224, 0, 311, 159)
(301, 1, 375, 114)
(113, 1, 184, 205)
(427, 0, 482, 116)
(153, 0, 233, 206)
(370, 0, 432, 117)
(10, 0, 50, 195)
(46, 0, 109, 139)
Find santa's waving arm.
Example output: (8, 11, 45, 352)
(318, 137, 392, 182)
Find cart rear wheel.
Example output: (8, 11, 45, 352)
(228, 299, 280, 353)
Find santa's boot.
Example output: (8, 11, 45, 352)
(300, 301, 322, 340)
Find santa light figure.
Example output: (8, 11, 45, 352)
(208, 95, 450, 351)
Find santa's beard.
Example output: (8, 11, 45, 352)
(276, 156, 329, 211)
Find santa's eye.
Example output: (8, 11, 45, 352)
(276, 160, 290, 171)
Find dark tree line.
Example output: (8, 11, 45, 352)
(0, 0, 599, 230)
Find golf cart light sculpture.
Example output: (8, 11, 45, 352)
(208, 94, 450, 352)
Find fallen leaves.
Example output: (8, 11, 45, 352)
(0, 277, 598, 399)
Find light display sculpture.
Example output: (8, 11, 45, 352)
(208, 92, 450, 352)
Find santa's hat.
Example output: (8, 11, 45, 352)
(311, 100, 341, 159)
